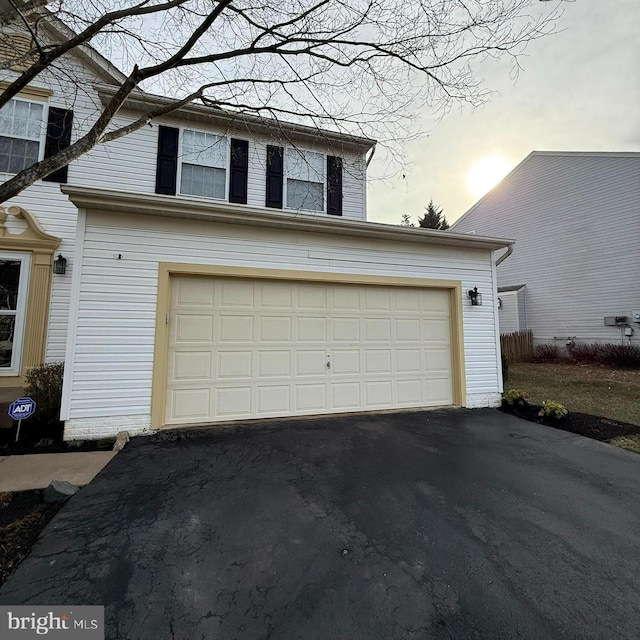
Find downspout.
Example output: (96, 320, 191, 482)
(492, 241, 514, 397)
(495, 243, 514, 266)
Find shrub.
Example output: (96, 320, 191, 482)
(533, 343, 560, 363)
(568, 343, 640, 368)
(23, 361, 65, 443)
(503, 388, 529, 406)
(597, 344, 640, 368)
(567, 343, 602, 365)
(538, 400, 568, 421)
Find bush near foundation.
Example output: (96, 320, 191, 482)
(533, 343, 560, 363)
(567, 343, 640, 368)
(23, 361, 64, 444)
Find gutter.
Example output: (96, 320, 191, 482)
(60, 185, 515, 253)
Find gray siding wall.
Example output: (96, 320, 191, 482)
(454, 152, 640, 346)
(517, 289, 527, 331)
(498, 292, 519, 334)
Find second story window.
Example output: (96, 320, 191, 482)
(180, 129, 227, 199)
(285, 148, 324, 212)
(0, 98, 44, 173)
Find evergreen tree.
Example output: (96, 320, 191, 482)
(418, 200, 449, 230)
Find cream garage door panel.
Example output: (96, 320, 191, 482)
(165, 277, 453, 424)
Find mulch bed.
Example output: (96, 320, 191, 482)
(500, 402, 640, 442)
(0, 429, 115, 455)
(0, 491, 62, 586)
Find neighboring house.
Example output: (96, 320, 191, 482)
(453, 151, 640, 347)
(1, 21, 511, 439)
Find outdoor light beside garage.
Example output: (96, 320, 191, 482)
(59, 186, 513, 440)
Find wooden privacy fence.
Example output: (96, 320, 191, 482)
(500, 330, 534, 363)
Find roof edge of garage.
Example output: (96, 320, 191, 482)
(60, 185, 514, 252)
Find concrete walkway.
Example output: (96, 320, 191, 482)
(0, 451, 116, 492)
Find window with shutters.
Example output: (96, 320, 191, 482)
(285, 148, 325, 212)
(0, 98, 45, 174)
(179, 129, 227, 199)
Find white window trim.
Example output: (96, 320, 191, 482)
(284, 147, 327, 214)
(0, 96, 49, 177)
(177, 126, 230, 202)
(0, 251, 31, 376)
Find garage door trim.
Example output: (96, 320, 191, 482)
(151, 263, 466, 428)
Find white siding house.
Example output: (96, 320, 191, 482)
(1, 20, 512, 439)
(453, 151, 640, 347)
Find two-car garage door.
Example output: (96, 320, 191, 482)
(165, 276, 454, 425)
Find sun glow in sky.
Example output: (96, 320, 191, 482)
(366, 2, 639, 226)
(466, 156, 513, 199)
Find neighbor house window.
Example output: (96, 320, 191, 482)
(180, 129, 227, 199)
(0, 98, 43, 173)
(285, 148, 324, 212)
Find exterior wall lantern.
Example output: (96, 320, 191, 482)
(53, 253, 67, 275)
(497, 297, 502, 309)
(468, 286, 482, 306)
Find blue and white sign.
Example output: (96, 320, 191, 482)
(8, 397, 36, 421)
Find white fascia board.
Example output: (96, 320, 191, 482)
(61, 185, 514, 252)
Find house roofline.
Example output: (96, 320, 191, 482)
(61, 185, 514, 252)
(450, 152, 535, 231)
(451, 149, 640, 231)
(498, 284, 526, 293)
(96, 84, 376, 152)
(528, 150, 640, 159)
(36, 11, 127, 85)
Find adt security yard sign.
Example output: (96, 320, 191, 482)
(9, 397, 36, 442)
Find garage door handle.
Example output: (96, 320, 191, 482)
(326, 359, 331, 369)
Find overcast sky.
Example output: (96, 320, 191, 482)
(366, 0, 640, 226)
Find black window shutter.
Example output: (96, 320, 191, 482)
(155, 126, 179, 195)
(265, 145, 284, 209)
(42, 107, 73, 184)
(327, 155, 343, 216)
(229, 139, 249, 204)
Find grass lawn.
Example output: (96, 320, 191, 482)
(609, 435, 640, 454)
(505, 362, 640, 427)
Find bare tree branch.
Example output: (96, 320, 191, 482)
(0, 0, 565, 204)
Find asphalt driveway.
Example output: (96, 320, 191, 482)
(1, 409, 639, 639)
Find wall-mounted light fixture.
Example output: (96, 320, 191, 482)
(468, 286, 482, 306)
(497, 297, 502, 309)
(53, 253, 67, 275)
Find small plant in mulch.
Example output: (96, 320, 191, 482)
(500, 391, 640, 448)
(502, 388, 529, 406)
(538, 400, 568, 421)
